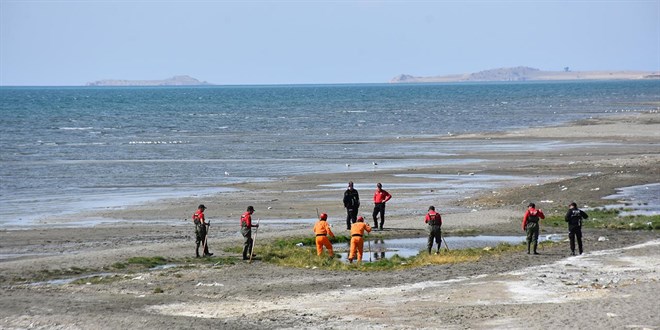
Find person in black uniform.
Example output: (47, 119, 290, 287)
(565, 202, 588, 255)
(343, 181, 360, 230)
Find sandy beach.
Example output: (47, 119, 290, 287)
(1, 112, 659, 329)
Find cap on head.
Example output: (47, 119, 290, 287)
(348, 181, 354, 187)
(377, 183, 382, 188)
(569, 202, 577, 208)
(357, 216, 364, 222)
(247, 205, 255, 212)
(428, 205, 435, 211)
(320, 213, 327, 220)
(198, 204, 206, 210)
(528, 203, 536, 208)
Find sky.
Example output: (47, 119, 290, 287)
(1, 0, 659, 86)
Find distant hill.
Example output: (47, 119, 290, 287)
(390, 66, 660, 83)
(86, 75, 211, 86)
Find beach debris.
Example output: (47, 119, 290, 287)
(545, 234, 564, 241)
(196, 282, 224, 287)
(296, 242, 304, 247)
(483, 247, 492, 251)
(598, 236, 609, 242)
(540, 200, 554, 203)
(373, 162, 378, 166)
(346, 164, 350, 167)
(132, 275, 144, 280)
(268, 206, 272, 209)
(224, 171, 229, 176)
(590, 187, 600, 191)
(606, 313, 618, 318)
(468, 172, 475, 176)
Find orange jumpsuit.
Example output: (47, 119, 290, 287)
(313, 220, 335, 256)
(349, 222, 372, 262)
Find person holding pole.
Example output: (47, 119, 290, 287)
(192, 204, 213, 257)
(313, 212, 335, 257)
(425, 206, 442, 255)
(348, 216, 372, 264)
(241, 206, 259, 260)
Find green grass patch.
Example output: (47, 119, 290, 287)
(126, 256, 169, 268)
(543, 209, 659, 230)
(254, 236, 533, 271)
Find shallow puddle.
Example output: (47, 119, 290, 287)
(334, 235, 564, 262)
(601, 183, 660, 216)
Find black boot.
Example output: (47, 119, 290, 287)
(527, 242, 531, 254)
(203, 246, 213, 257)
(196, 243, 201, 258)
(533, 243, 539, 255)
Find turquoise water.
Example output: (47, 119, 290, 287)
(1, 81, 658, 225)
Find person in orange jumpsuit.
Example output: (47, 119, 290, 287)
(313, 213, 335, 257)
(348, 216, 372, 264)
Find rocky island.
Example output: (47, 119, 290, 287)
(86, 75, 211, 86)
(390, 66, 660, 83)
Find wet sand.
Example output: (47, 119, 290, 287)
(1, 112, 659, 329)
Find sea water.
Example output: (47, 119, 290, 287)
(1, 81, 658, 226)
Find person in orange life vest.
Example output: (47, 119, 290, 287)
(522, 202, 545, 255)
(372, 183, 392, 230)
(192, 204, 213, 257)
(348, 216, 372, 264)
(425, 206, 443, 255)
(313, 213, 335, 257)
(240, 206, 259, 260)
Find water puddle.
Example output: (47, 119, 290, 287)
(29, 273, 115, 286)
(601, 183, 660, 216)
(151, 264, 179, 270)
(334, 235, 564, 262)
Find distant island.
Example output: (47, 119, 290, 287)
(86, 75, 211, 86)
(390, 66, 660, 83)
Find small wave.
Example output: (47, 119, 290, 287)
(128, 141, 190, 145)
(58, 127, 94, 130)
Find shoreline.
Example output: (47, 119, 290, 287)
(0, 112, 658, 329)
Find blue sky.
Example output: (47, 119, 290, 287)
(1, 0, 659, 86)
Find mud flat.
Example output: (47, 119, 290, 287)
(1, 113, 658, 329)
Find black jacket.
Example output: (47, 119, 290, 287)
(343, 188, 360, 209)
(565, 208, 588, 228)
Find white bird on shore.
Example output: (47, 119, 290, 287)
(373, 162, 378, 166)
(224, 171, 229, 176)
(346, 164, 350, 167)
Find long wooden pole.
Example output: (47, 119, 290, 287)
(202, 221, 210, 255)
(248, 218, 260, 264)
(442, 236, 450, 251)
